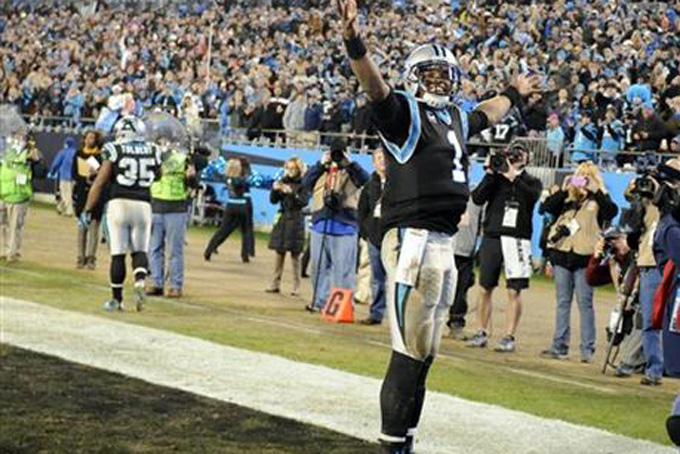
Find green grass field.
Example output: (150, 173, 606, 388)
(1, 202, 677, 446)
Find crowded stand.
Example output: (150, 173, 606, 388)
(1, 0, 679, 165)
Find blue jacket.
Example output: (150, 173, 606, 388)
(571, 123, 598, 163)
(49, 138, 77, 181)
(599, 120, 624, 153)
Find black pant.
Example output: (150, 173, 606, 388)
(245, 198, 255, 257)
(448, 255, 474, 328)
(205, 204, 249, 261)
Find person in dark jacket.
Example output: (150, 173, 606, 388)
(540, 162, 618, 362)
(633, 104, 669, 152)
(72, 130, 104, 269)
(468, 143, 543, 352)
(357, 149, 387, 325)
(204, 158, 252, 263)
(266, 157, 308, 296)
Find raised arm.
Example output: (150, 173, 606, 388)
(338, 0, 390, 103)
(473, 75, 541, 126)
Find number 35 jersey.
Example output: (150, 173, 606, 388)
(372, 90, 489, 236)
(103, 140, 162, 202)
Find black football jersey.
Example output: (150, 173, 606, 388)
(373, 90, 488, 235)
(103, 140, 162, 202)
(481, 107, 526, 145)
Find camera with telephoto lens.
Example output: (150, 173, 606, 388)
(330, 148, 345, 164)
(628, 167, 659, 201)
(549, 224, 571, 244)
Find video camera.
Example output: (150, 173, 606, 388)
(488, 141, 527, 174)
(600, 226, 626, 264)
(650, 163, 680, 217)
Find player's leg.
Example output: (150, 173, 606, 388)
(406, 233, 457, 449)
(105, 200, 128, 311)
(379, 229, 435, 452)
(129, 200, 153, 312)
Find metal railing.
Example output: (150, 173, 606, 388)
(22, 114, 679, 171)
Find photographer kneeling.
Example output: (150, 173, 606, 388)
(585, 227, 642, 376)
(540, 162, 618, 362)
(468, 142, 542, 352)
(302, 139, 369, 312)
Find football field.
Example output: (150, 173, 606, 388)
(1, 202, 678, 452)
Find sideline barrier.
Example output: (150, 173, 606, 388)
(36, 133, 639, 258)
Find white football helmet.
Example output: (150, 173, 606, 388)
(113, 115, 147, 142)
(404, 44, 461, 109)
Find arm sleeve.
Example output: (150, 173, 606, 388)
(592, 190, 618, 226)
(346, 161, 370, 188)
(467, 110, 490, 138)
(301, 162, 325, 191)
(371, 90, 421, 164)
(471, 173, 499, 205)
(515, 173, 543, 203)
(357, 184, 370, 229)
(269, 188, 282, 204)
(370, 90, 410, 144)
(540, 190, 568, 216)
(49, 151, 64, 174)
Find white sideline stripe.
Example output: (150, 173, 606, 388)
(0, 298, 674, 454)
(0, 267, 651, 395)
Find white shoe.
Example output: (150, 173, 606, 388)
(133, 284, 146, 312)
(103, 299, 123, 312)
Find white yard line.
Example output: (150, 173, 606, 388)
(1, 297, 674, 454)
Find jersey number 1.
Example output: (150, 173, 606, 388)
(117, 157, 156, 188)
(447, 131, 466, 183)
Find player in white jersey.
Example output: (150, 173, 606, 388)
(80, 116, 162, 312)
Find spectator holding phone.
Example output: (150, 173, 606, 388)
(539, 162, 617, 363)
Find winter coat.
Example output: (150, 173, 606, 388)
(268, 176, 308, 254)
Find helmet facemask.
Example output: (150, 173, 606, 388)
(406, 61, 460, 109)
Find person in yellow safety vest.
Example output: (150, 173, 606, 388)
(147, 148, 197, 298)
(0, 131, 45, 263)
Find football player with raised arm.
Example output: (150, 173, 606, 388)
(336, 1, 540, 452)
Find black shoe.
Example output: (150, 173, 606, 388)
(305, 303, 318, 313)
(301, 272, 309, 279)
(265, 288, 280, 293)
(640, 375, 662, 386)
(359, 318, 381, 325)
(242, 257, 250, 263)
(204, 251, 212, 262)
(146, 287, 164, 297)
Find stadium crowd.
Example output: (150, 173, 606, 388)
(1, 0, 680, 164)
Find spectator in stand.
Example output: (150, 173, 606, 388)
(72, 130, 104, 270)
(663, 87, 680, 140)
(633, 104, 669, 153)
(598, 104, 625, 170)
(546, 112, 565, 167)
(523, 91, 549, 134)
(266, 157, 308, 296)
(304, 90, 324, 132)
(49, 137, 78, 217)
(261, 86, 288, 142)
(283, 89, 307, 140)
(570, 112, 599, 164)
(540, 163, 617, 362)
